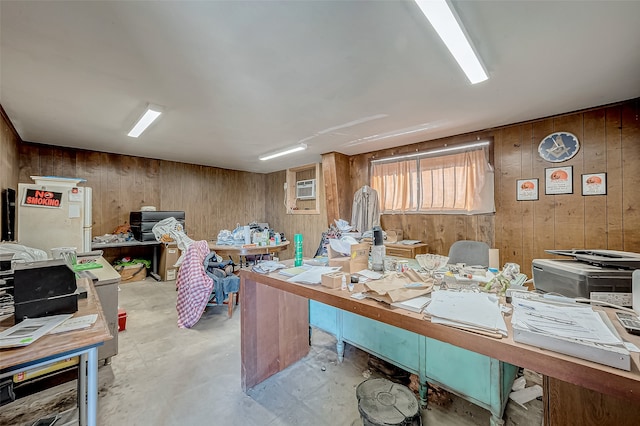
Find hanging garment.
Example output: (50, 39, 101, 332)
(351, 185, 380, 233)
(176, 240, 214, 328)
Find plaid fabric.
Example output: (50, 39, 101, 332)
(176, 240, 214, 328)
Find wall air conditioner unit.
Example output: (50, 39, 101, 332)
(296, 179, 316, 200)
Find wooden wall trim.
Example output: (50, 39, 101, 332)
(322, 152, 351, 226)
(0, 104, 23, 142)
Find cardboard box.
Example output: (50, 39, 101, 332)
(159, 243, 180, 281)
(117, 263, 147, 282)
(328, 242, 369, 274)
(321, 272, 350, 289)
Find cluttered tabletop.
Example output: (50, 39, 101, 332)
(240, 252, 640, 403)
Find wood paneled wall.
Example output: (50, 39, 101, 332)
(322, 152, 353, 227)
(494, 101, 640, 275)
(346, 99, 640, 276)
(17, 143, 267, 242)
(265, 167, 327, 260)
(0, 107, 20, 201)
(4, 98, 639, 277)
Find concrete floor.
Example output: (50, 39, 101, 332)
(1, 278, 543, 425)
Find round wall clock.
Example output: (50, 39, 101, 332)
(538, 132, 580, 163)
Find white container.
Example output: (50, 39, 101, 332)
(244, 226, 251, 245)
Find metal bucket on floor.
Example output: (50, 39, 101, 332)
(356, 378, 421, 426)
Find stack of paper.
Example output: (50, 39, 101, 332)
(390, 296, 431, 313)
(424, 291, 508, 337)
(511, 298, 630, 370)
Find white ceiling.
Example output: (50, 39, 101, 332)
(2, 1, 639, 174)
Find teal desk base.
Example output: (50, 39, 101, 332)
(310, 300, 518, 426)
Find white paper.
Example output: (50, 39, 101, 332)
(329, 239, 351, 256)
(287, 266, 341, 284)
(356, 270, 383, 280)
(0, 314, 72, 348)
(69, 204, 81, 218)
(425, 291, 508, 335)
(509, 385, 543, 407)
(51, 314, 98, 334)
(511, 299, 622, 344)
(391, 296, 431, 313)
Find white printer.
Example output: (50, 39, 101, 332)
(532, 249, 640, 300)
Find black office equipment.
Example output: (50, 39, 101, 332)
(129, 211, 185, 241)
(13, 259, 77, 322)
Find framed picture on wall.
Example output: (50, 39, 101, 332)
(545, 166, 573, 195)
(582, 172, 607, 196)
(516, 178, 539, 201)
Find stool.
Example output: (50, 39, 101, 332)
(356, 378, 421, 426)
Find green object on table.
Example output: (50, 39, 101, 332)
(73, 262, 104, 271)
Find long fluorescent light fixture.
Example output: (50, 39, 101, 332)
(371, 140, 489, 164)
(128, 104, 163, 138)
(259, 143, 307, 161)
(414, 0, 488, 84)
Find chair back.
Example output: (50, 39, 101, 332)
(447, 240, 490, 267)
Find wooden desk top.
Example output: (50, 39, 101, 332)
(240, 268, 640, 404)
(208, 240, 290, 256)
(0, 277, 112, 371)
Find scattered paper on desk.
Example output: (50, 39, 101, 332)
(511, 299, 622, 344)
(623, 342, 640, 353)
(279, 265, 311, 277)
(252, 261, 286, 274)
(425, 291, 507, 336)
(287, 266, 341, 284)
(51, 314, 98, 334)
(356, 270, 383, 280)
(329, 238, 352, 256)
(398, 240, 422, 245)
(390, 296, 431, 313)
(0, 314, 72, 348)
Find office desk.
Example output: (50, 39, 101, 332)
(240, 269, 640, 426)
(85, 256, 121, 363)
(208, 241, 290, 264)
(0, 278, 111, 426)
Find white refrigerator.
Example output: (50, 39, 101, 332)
(17, 177, 92, 257)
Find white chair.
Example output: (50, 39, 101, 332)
(447, 240, 490, 267)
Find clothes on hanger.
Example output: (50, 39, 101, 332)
(351, 185, 380, 233)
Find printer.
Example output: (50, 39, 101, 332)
(532, 249, 640, 300)
(13, 259, 78, 322)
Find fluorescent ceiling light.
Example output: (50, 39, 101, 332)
(259, 143, 307, 161)
(414, 0, 488, 84)
(371, 140, 489, 163)
(128, 104, 163, 138)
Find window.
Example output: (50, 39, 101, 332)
(286, 163, 320, 214)
(371, 145, 494, 214)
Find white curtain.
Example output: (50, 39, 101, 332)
(371, 148, 494, 214)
